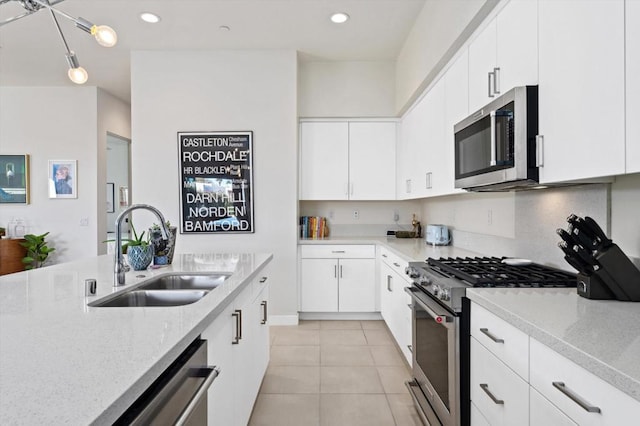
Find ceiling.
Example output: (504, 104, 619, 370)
(0, 0, 426, 102)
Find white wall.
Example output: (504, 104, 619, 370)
(298, 60, 396, 117)
(0, 87, 131, 262)
(611, 173, 640, 259)
(395, 0, 494, 113)
(130, 49, 298, 318)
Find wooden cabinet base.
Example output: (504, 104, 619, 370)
(0, 239, 26, 275)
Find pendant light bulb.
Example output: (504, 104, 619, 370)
(91, 24, 117, 47)
(68, 66, 88, 84)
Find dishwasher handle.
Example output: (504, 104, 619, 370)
(175, 366, 221, 426)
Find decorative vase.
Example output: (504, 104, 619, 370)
(127, 245, 153, 271)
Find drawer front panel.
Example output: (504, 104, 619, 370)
(471, 302, 529, 381)
(379, 247, 409, 278)
(300, 244, 375, 259)
(470, 337, 529, 426)
(530, 337, 640, 426)
(530, 387, 577, 426)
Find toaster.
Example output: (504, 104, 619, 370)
(426, 224, 450, 246)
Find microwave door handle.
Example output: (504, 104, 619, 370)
(490, 110, 497, 166)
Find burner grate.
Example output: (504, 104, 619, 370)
(427, 256, 576, 287)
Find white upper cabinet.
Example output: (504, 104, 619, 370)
(444, 50, 469, 197)
(468, 0, 538, 112)
(627, 0, 640, 173)
(299, 121, 396, 200)
(349, 122, 397, 200)
(538, 0, 626, 183)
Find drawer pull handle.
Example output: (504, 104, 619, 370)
(552, 382, 601, 413)
(393, 262, 401, 267)
(480, 383, 504, 405)
(259, 277, 268, 283)
(407, 345, 413, 353)
(382, 254, 388, 258)
(480, 328, 504, 343)
(331, 250, 346, 253)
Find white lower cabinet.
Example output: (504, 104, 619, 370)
(471, 301, 640, 426)
(470, 337, 529, 426)
(299, 245, 376, 312)
(203, 271, 270, 426)
(530, 387, 577, 426)
(379, 247, 412, 365)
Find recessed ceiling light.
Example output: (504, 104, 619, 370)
(330, 12, 350, 24)
(139, 12, 161, 24)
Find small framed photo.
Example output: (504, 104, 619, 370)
(0, 154, 30, 204)
(48, 160, 77, 199)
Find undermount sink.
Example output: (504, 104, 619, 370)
(89, 289, 209, 307)
(88, 273, 230, 307)
(138, 274, 229, 291)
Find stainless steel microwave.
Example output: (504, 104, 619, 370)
(454, 86, 539, 191)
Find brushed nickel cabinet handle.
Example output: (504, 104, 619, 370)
(232, 310, 241, 344)
(552, 382, 601, 413)
(261, 301, 268, 324)
(480, 327, 504, 343)
(480, 383, 504, 405)
(259, 277, 268, 283)
(488, 72, 495, 98)
(493, 67, 500, 94)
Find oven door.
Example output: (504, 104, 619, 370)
(406, 287, 459, 426)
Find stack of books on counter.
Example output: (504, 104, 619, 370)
(300, 216, 329, 239)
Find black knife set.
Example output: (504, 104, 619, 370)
(557, 214, 640, 301)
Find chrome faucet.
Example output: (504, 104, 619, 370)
(114, 204, 172, 286)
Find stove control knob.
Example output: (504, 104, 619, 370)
(439, 288, 450, 301)
(419, 277, 431, 287)
(405, 267, 420, 279)
(431, 284, 439, 296)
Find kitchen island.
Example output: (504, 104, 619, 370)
(0, 252, 272, 425)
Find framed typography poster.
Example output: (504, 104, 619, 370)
(178, 131, 254, 234)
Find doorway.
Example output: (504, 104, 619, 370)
(106, 133, 131, 253)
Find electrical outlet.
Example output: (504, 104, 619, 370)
(487, 209, 493, 226)
(353, 210, 359, 219)
(329, 211, 334, 219)
(80, 217, 89, 226)
(393, 211, 399, 222)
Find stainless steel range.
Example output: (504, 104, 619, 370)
(404, 257, 577, 426)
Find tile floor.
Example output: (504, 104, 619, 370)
(248, 320, 422, 426)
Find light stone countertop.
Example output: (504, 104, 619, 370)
(467, 288, 640, 402)
(0, 252, 272, 425)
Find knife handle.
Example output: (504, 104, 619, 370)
(572, 228, 599, 250)
(583, 216, 612, 249)
(556, 229, 576, 247)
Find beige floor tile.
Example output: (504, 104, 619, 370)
(272, 328, 320, 346)
(360, 320, 387, 330)
(297, 320, 321, 329)
(364, 328, 395, 345)
(320, 394, 395, 426)
(320, 329, 367, 346)
(320, 345, 375, 366)
(270, 345, 320, 366)
(249, 394, 320, 426)
(377, 366, 412, 394)
(320, 366, 384, 394)
(386, 393, 423, 426)
(261, 366, 320, 394)
(369, 345, 407, 366)
(319, 320, 362, 330)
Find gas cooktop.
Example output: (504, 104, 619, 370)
(427, 256, 577, 288)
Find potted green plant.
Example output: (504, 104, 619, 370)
(122, 223, 153, 271)
(21, 232, 55, 269)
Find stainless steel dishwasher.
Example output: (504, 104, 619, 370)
(115, 338, 219, 426)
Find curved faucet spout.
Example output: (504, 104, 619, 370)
(114, 204, 171, 286)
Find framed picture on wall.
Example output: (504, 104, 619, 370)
(0, 154, 30, 204)
(106, 182, 115, 213)
(48, 160, 77, 199)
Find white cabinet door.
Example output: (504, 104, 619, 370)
(299, 122, 349, 200)
(300, 258, 338, 312)
(338, 258, 375, 312)
(530, 387, 577, 426)
(538, 0, 625, 183)
(444, 50, 469, 197)
(422, 78, 447, 197)
(495, 0, 538, 95)
(233, 287, 258, 426)
(253, 277, 270, 394)
(468, 18, 497, 112)
(203, 302, 235, 426)
(627, 0, 640, 173)
(349, 122, 396, 200)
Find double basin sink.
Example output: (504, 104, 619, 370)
(88, 274, 229, 308)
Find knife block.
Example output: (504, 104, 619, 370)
(593, 244, 640, 302)
(576, 273, 616, 300)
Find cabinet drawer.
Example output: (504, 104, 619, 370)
(379, 246, 409, 278)
(530, 387, 577, 426)
(470, 302, 529, 381)
(470, 337, 529, 426)
(300, 244, 375, 259)
(530, 337, 640, 426)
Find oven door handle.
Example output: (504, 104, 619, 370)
(405, 287, 454, 326)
